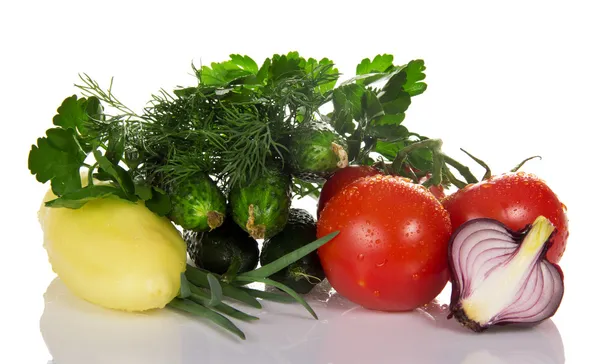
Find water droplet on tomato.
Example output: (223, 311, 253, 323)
(482, 184, 491, 188)
(376, 259, 387, 267)
(374, 290, 380, 297)
(561, 203, 568, 211)
(357, 254, 365, 261)
(375, 239, 381, 244)
(517, 171, 526, 177)
(412, 273, 419, 280)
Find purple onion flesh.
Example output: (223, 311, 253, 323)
(448, 215, 564, 332)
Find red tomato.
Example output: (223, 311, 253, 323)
(418, 174, 446, 200)
(442, 172, 568, 264)
(317, 165, 380, 218)
(317, 175, 452, 311)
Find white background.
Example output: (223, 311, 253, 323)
(1, 0, 598, 363)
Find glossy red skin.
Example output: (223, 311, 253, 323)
(317, 166, 380, 218)
(317, 175, 452, 311)
(442, 172, 568, 264)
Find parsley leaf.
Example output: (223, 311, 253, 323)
(402, 60, 427, 96)
(200, 54, 259, 86)
(52, 95, 88, 131)
(28, 128, 86, 195)
(145, 187, 171, 216)
(93, 149, 136, 198)
(356, 54, 395, 75)
(45, 185, 126, 208)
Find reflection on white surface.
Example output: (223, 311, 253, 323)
(41, 278, 564, 364)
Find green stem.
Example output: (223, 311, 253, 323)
(511, 155, 542, 172)
(87, 162, 98, 186)
(391, 138, 443, 172)
(460, 148, 491, 180)
(443, 154, 478, 184)
(442, 164, 467, 189)
(238, 231, 339, 279)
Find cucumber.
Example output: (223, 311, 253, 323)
(184, 219, 259, 275)
(229, 168, 291, 240)
(259, 208, 325, 294)
(168, 173, 226, 231)
(289, 121, 349, 182)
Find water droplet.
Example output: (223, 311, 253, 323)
(517, 171, 526, 177)
(358, 280, 366, 287)
(561, 203, 568, 211)
(375, 239, 381, 244)
(482, 184, 491, 188)
(412, 273, 419, 280)
(376, 259, 387, 267)
(357, 254, 365, 261)
(417, 230, 421, 234)
(405, 233, 410, 237)
(374, 290, 380, 297)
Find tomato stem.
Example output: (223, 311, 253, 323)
(443, 155, 478, 184)
(460, 148, 492, 180)
(511, 155, 542, 172)
(442, 164, 467, 189)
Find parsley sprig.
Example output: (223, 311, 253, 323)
(28, 52, 494, 214)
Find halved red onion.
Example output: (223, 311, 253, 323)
(448, 215, 564, 332)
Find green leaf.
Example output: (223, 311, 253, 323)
(173, 87, 197, 98)
(206, 273, 223, 307)
(305, 57, 339, 94)
(105, 128, 125, 165)
(28, 128, 86, 196)
(373, 114, 405, 125)
(239, 231, 339, 279)
(44, 185, 125, 208)
(408, 147, 434, 171)
(367, 124, 409, 141)
(199, 54, 259, 86)
(362, 90, 384, 121)
(168, 298, 246, 340)
(269, 52, 304, 81)
(52, 95, 88, 132)
(255, 58, 271, 84)
(235, 276, 319, 320)
(134, 183, 153, 201)
(403, 59, 427, 96)
(375, 140, 406, 161)
(188, 288, 259, 321)
(145, 187, 171, 216)
(332, 84, 366, 133)
(179, 273, 191, 299)
(239, 287, 297, 303)
(93, 149, 135, 197)
(229, 54, 259, 74)
(379, 72, 412, 115)
(185, 265, 262, 309)
(356, 54, 395, 75)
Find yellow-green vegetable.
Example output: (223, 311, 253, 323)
(38, 188, 187, 312)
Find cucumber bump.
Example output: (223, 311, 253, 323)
(229, 168, 291, 239)
(168, 173, 226, 231)
(289, 121, 349, 182)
